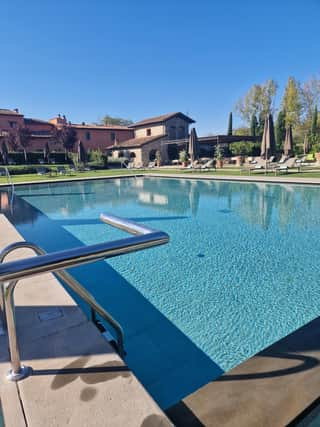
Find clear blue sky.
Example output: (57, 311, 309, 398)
(1, 0, 319, 135)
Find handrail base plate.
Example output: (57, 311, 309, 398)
(7, 365, 31, 381)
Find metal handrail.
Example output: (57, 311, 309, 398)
(0, 213, 169, 381)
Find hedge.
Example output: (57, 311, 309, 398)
(2, 151, 70, 165)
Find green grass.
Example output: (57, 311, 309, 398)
(1, 167, 320, 185)
(0, 169, 138, 184)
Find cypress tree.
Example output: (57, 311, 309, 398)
(250, 114, 258, 137)
(275, 110, 286, 150)
(227, 112, 233, 135)
(311, 105, 318, 135)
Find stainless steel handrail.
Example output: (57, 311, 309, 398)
(0, 213, 169, 381)
(0, 242, 125, 360)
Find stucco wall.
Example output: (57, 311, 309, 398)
(133, 117, 190, 140)
(0, 114, 24, 133)
(134, 124, 165, 138)
(164, 117, 189, 140)
(75, 128, 134, 151)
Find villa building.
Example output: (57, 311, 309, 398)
(0, 109, 133, 152)
(0, 108, 256, 164)
(111, 112, 195, 165)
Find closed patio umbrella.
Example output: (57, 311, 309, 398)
(188, 128, 199, 163)
(77, 140, 87, 163)
(43, 142, 50, 162)
(260, 114, 276, 160)
(284, 125, 293, 157)
(1, 141, 8, 165)
(303, 134, 309, 155)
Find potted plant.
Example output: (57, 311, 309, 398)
(229, 141, 253, 166)
(215, 144, 224, 168)
(179, 150, 188, 167)
(155, 150, 162, 167)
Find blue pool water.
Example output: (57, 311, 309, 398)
(2, 177, 320, 409)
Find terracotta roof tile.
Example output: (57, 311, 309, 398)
(129, 112, 195, 128)
(112, 135, 165, 148)
(0, 108, 23, 116)
(71, 123, 131, 130)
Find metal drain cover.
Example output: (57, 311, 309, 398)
(38, 308, 63, 322)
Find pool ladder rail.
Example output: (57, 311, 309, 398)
(0, 213, 169, 381)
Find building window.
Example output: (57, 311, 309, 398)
(86, 131, 91, 140)
(110, 132, 116, 143)
(9, 121, 17, 129)
(146, 128, 151, 136)
(169, 126, 176, 139)
(177, 126, 185, 139)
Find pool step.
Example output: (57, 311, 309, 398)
(166, 316, 320, 427)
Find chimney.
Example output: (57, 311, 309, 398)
(81, 121, 85, 126)
(14, 108, 19, 113)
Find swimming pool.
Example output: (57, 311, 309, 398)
(2, 177, 320, 409)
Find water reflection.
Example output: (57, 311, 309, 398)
(3, 178, 320, 231)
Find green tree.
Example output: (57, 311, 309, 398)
(282, 76, 302, 128)
(233, 127, 250, 136)
(54, 125, 77, 160)
(214, 144, 224, 160)
(275, 110, 286, 150)
(227, 112, 233, 135)
(100, 115, 133, 126)
(229, 141, 254, 156)
(250, 114, 258, 137)
(300, 76, 320, 120)
(311, 105, 318, 135)
(17, 127, 32, 162)
(235, 79, 278, 124)
(6, 132, 19, 151)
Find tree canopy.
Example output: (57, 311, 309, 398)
(100, 115, 133, 126)
(282, 76, 302, 128)
(235, 79, 277, 125)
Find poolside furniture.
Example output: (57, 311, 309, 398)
(200, 159, 216, 171)
(57, 166, 67, 175)
(36, 167, 50, 176)
(148, 161, 156, 169)
(273, 157, 298, 174)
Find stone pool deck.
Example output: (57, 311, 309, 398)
(1, 170, 320, 187)
(166, 316, 320, 426)
(0, 215, 171, 427)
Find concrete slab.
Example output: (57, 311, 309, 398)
(146, 172, 320, 186)
(166, 316, 320, 427)
(0, 214, 172, 427)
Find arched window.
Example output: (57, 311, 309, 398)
(130, 152, 136, 158)
(149, 149, 157, 161)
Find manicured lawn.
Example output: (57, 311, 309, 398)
(0, 169, 138, 184)
(1, 167, 320, 185)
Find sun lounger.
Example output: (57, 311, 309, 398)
(273, 157, 298, 174)
(36, 167, 50, 176)
(57, 166, 67, 175)
(200, 159, 216, 171)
